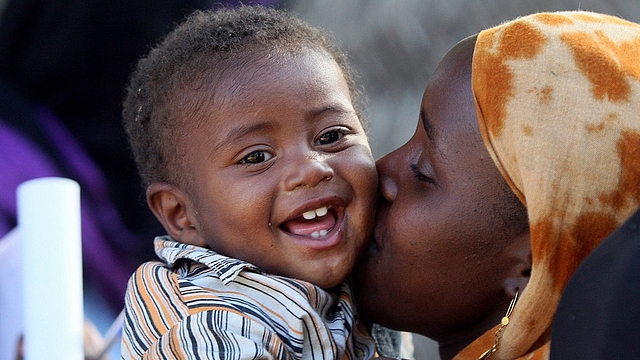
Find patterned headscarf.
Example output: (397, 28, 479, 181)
(459, 11, 640, 359)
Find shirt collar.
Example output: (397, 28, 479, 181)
(154, 236, 260, 285)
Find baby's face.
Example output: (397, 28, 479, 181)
(180, 48, 377, 288)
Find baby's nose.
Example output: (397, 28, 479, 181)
(283, 154, 334, 191)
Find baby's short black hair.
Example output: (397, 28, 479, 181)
(123, 5, 363, 189)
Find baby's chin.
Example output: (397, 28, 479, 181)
(313, 277, 347, 290)
(299, 260, 354, 289)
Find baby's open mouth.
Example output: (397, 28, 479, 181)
(281, 206, 337, 238)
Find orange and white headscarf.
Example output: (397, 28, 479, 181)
(459, 11, 640, 360)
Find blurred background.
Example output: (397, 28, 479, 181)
(1, 0, 638, 359)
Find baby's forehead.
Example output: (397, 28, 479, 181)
(182, 46, 340, 100)
(172, 48, 350, 123)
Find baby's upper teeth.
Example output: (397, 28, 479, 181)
(316, 206, 328, 217)
(302, 206, 328, 220)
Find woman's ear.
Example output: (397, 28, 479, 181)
(503, 232, 532, 298)
(146, 183, 208, 248)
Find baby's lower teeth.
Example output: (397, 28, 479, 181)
(311, 230, 328, 238)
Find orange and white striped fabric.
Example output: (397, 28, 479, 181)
(120, 237, 376, 359)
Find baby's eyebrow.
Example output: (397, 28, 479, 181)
(228, 122, 273, 141)
(307, 104, 356, 120)
(213, 121, 274, 153)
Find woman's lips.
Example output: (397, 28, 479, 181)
(368, 206, 387, 252)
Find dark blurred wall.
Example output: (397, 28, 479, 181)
(0, 0, 217, 262)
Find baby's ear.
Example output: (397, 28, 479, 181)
(146, 183, 207, 248)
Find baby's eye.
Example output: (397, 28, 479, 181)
(317, 129, 345, 145)
(239, 150, 273, 164)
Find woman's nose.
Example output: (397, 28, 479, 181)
(283, 153, 335, 191)
(376, 151, 398, 202)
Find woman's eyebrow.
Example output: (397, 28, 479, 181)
(420, 107, 435, 142)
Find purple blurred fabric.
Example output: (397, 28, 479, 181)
(0, 107, 138, 309)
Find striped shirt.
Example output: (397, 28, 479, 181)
(120, 237, 376, 359)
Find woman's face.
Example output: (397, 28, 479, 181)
(353, 38, 528, 348)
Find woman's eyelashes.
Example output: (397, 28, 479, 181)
(410, 163, 434, 184)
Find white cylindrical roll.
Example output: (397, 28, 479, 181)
(17, 177, 84, 360)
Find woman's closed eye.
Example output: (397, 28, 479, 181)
(410, 163, 435, 184)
